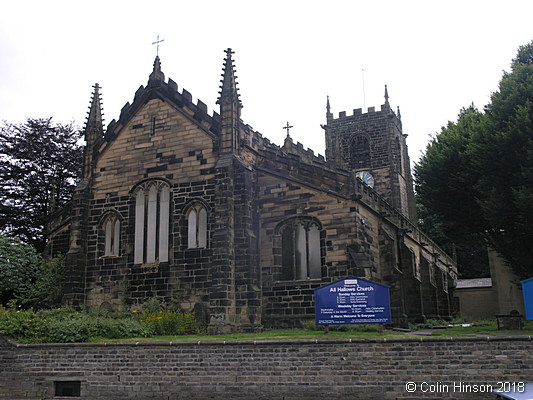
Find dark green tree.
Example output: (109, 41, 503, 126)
(415, 41, 533, 279)
(17, 256, 65, 310)
(470, 41, 533, 279)
(0, 235, 41, 305)
(0, 118, 82, 252)
(415, 106, 490, 278)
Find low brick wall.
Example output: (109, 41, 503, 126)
(1, 335, 532, 399)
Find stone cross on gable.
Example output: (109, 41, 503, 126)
(152, 35, 165, 56)
(283, 121, 293, 137)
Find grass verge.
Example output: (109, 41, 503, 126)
(89, 329, 405, 343)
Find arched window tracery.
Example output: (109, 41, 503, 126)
(133, 180, 171, 264)
(186, 202, 208, 249)
(101, 212, 121, 257)
(277, 218, 322, 280)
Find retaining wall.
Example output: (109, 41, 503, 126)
(0, 335, 532, 399)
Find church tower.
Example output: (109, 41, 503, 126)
(324, 87, 417, 223)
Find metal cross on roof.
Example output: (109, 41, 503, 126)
(283, 121, 293, 137)
(152, 35, 165, 57)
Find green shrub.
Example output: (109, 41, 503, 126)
(138, 310, 201, 336)
(85, 316, 151, 339)
(143, 298, 163, 314)
(36, 307, 77, 320)
(49, 318, 88, 343)
(0, 307, 152, 343)
(0, 308, 51, 343)
(48, 313, 152, 343)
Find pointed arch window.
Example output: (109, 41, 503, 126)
(186, 203, 208, 249)
(279, 218, 322, 280)
(102, 213, 120, 257)
(133, 181, 170, 264)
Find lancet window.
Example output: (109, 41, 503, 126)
(101, 212, 121, 257)
(133, 180, 170, 264)
(186, 202, 208, 249)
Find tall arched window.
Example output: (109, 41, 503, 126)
(279, 218, 322, 280)
(186, 203, 207, 248)
(102, 213, 121, 256)
(133, 180, 170, 264)
(350, 134, 371, 170)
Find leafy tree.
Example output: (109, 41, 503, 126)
(469, 41, 533, 279)
(415, 41, 533, 279)
(0, 235, 41, 305)
(0, 118, 82, 251)
(17, 256, 65, 310)
(415, 106, 490, 278)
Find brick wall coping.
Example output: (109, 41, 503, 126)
(3, 334, 533, 349)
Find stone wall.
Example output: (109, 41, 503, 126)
(455, 286, 497, 320)
(489, 249, 526, 316)
(49, 53, 458, 332)
(324, 103, 416, 221)
(1, 335, 531, 400)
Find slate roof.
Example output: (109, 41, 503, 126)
(455, 278, 492, 289)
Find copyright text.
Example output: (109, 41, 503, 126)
(404, 381, 525, 394)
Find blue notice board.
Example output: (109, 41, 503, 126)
(314, 276, 391, 325)
(521, 277, 533, 320)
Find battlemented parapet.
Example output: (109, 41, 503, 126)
(324, 93, 416, 223)
(46, 50, 456, 331)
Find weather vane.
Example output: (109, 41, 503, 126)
(152, 35, 165, 57)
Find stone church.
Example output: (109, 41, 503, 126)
(47, 49, 457, 331)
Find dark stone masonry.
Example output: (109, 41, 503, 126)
(47, 48, 458, 332)
(1, 335, 532, 399)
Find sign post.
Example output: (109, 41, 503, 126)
(314, 276, 391, 325)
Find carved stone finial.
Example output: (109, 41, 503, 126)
(83, 83, 104, 179)
(148, 55, 165, 83)
(85, 83, 104, 134)
(217, 48, 242, 108)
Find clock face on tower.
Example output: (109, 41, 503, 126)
(355, 171, 375, 188)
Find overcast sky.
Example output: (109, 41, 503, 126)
(1, 0, 531, 166)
